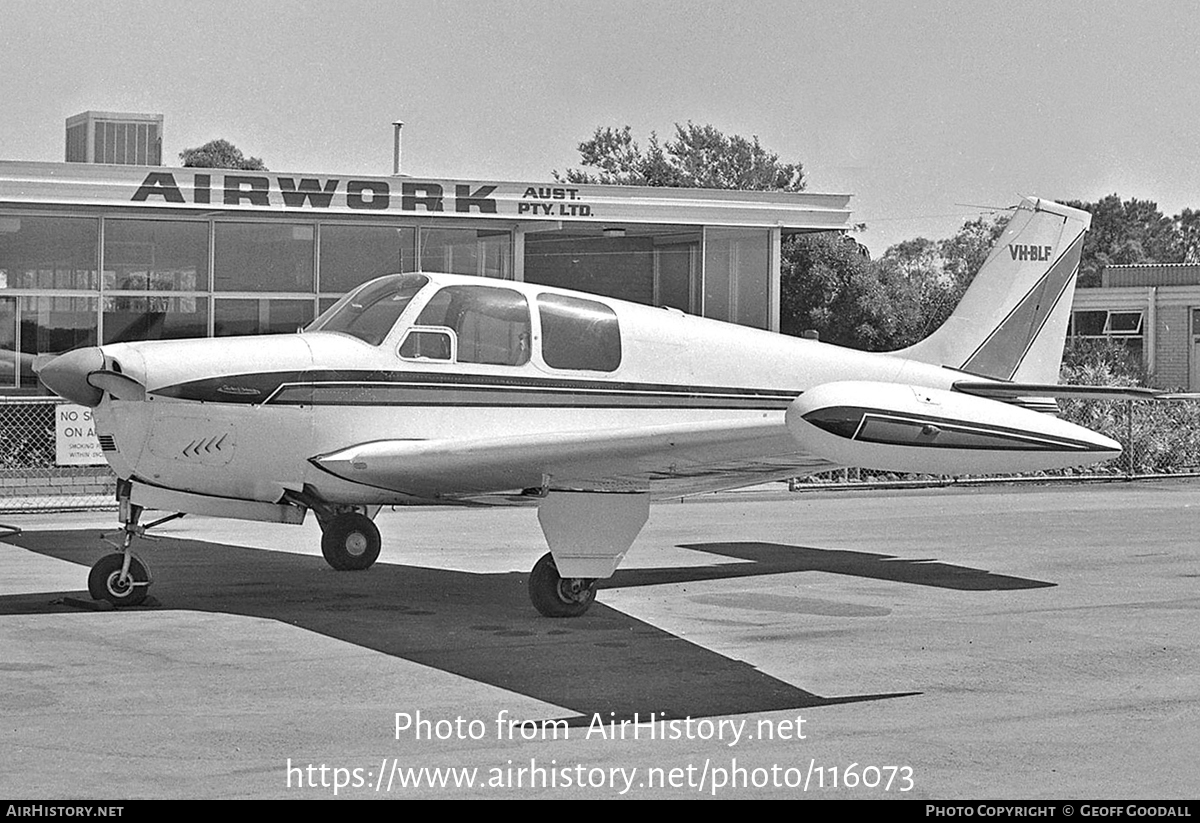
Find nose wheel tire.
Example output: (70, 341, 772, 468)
(88, 552, 151, 607)
(321, 512, 382, 571)
(528, 552, 597, 617)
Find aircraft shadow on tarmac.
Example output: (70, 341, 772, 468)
(0, 531, 1051, 723)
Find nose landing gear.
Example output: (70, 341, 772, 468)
(90, 496, 154, 607)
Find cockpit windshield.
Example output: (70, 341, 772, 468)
(305, 274, 430, 345)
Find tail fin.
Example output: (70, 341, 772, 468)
(896, 196, 1091, 382)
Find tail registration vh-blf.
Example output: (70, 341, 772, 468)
(40, 196, 1122, 616)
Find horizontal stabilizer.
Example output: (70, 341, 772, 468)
(786, 381, 1121, 475)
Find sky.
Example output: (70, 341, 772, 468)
(2, 0, 1199, 256)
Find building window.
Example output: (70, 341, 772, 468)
(104, 219, 208, 291)
(214, 298, 315, 337)
(1104, 311, 1143, 335)
(18, 296, 99, 389)
(214, 223, 314, 292)
(704, 227, 770, 329)
(103, 296, 207, 344)
(1069, 309, 1144, 363)
(419, 228, 511, 279)
(525, 234, 656, 305)
(0, 216, 98, 290)
(319, 225, 416, 294)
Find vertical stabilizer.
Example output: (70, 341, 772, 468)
(896, 197, 1091, 382)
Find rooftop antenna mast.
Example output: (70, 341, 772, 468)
(392, 120, 404, 176)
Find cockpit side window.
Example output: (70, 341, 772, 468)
(307, 274, 429, 345)
(414, 285, 531, 366)
(537, 293, 621, 372)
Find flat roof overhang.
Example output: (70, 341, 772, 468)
(0, 160, 853, 232)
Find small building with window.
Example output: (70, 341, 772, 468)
(0, 160, 852, 395)
(1070, 263, 1200, 389)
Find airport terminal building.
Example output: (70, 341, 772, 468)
(0, 159, 853, 394)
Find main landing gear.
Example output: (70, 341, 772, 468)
(528, 552, 597, 618)
(319, 510, 381, 571)
(283, 488, 383, 572)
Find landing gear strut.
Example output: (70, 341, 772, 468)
(90, 494, 153, 606)
(283, 488, 384, 572)
(528, 552, 597, 617)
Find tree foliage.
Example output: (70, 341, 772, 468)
(783, 213, 1010, 351)
(1061, 195, 1183, 286)
(557, 123, 804, 191)
(780, 232, 909, 349)
(179, 139, 267, 170)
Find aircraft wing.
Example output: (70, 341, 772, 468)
(310, 417, 832, 500)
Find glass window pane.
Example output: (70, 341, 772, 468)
(1105, 311, 1143, 335)
(215, 298, 314, 337)
(656, 243, 696, 312)
(104, 219, 208, 291)
(1072, 310, 1106, 336)
(214, 223, 314, 292)
(263, 299, 314, 334)
(524, 234, 655, 304)
(538, 293, 621, 371)
(416, 285, 530, 365)
(0, 296, 18, 388)
(704, 228, 769, 329)
(214, 299, 257, 337)
(399, 329, 453, 361)
(420, 228, 511, 279)
(310, 274, 428, 345)
(0, 216, 98, 290)
(103, 296, 207, 343)
(18, 296, 98, 388)
(320, 225, 416, 294)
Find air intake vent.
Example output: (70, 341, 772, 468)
(97, 434, 117, 452)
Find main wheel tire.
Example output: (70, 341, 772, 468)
(321, 513, 382, 571)
(528, 552, 597, 617)
(88, 552, 150, 607)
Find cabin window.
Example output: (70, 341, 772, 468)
(537, 293, 621, 372)
(398, 328, 454, 361)
(307, 273, 428, 345)
(414, 285, 531, 366)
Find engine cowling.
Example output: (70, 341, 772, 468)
(785, 381, 1121, 475)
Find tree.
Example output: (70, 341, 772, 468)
(781, 232, 925, 350)
(1175, 208, 1200, 264)
(1061, 195, 1181, 286)
(557, 123, 804, 191)
(179, 139, 267, 170)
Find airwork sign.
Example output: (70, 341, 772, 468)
(56, 404, 105, 466)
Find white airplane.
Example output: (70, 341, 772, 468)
(39, 196, 1126, 616)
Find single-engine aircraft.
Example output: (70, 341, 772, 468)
(40, 196, 1128, 616)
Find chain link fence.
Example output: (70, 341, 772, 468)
(1, 395, 1198, 513)
(0, 398, 115, 512)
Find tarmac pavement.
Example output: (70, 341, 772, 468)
(0, 480, 1197, 799)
